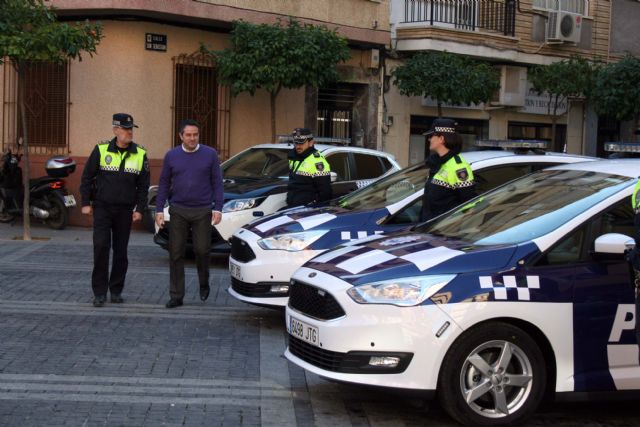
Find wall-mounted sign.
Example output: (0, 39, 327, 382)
(422, 96, 484, 110)
(519, 83, 568, 115)
(145, 33, 167, 52)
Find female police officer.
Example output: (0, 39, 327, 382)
(420, 118, 475, 222)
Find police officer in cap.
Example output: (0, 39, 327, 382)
(286, 128, 332, 207)
(420, 118, 475, 222)
(80, 113, 150, 307)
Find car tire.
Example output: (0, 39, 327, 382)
(437, 322, 546, 427)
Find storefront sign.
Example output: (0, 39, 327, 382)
(519, 84, 567, 115)
(145, 33, 167, 52)
(421, 96, 483, 110)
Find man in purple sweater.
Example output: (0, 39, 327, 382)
(155, 119, 224, 308)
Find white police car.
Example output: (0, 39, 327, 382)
(284, 159, 640, 426)
(153, 139, 400, 252)
(228, 148, 596, 307)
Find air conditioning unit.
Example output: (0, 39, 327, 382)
(491, 65, 527, 107)
(546, 11, 583, 44)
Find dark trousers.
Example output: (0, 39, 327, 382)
(92, 203, 133, 297)
(168, 205, 212, 300)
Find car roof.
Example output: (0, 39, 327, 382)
(248, 143, 396, 158)
(464, 150, 598, 165)
(546, 158, 640, 178)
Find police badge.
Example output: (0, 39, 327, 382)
(456, 168, 468, 181)
(316, 162, 324, 172)
(105, 155, 112, 165)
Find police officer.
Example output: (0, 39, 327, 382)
(420, 118, 475, 222)
(80, 113, 150, 307)
(630, 179, 640, 358)
(286, 128, 332, 207)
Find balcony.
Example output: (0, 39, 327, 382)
(393, 0, 516, 36)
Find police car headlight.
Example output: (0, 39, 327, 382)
(257, 230, 327, 251)
(347, 275, 456, 307)
(222, 197, 266, 213)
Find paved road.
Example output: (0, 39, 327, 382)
(0, 223, 639, 426)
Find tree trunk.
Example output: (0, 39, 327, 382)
(437, 101, 442, 118)
(269, 86, 281, 143)
(16, 65, 32, 241)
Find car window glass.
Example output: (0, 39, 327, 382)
(223, 148, 289, 178)
(417, 169, 633, 246)
(337, 163, 428, 210)
(600, 196, 635, 237)
(380, 157, 393, 173)
(326, 152, 350, 181)
(386, 198, 423, 225)
(537, 225, 586, 265)
(353, 153, 384, 179)
(475, 165, 531, 194)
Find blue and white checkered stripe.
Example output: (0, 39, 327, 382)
(340, 230, 383, 241)
(254, 213, 337, 233)
(479, 275, 540, 301)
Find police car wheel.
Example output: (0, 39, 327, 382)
(438, 322, 546, 427)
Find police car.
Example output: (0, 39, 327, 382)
(228, 147, 596, 308)
(153, 139, 400, 252)
(284, 159, 640, 426)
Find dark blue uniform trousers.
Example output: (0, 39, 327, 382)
(92, 203, 133, 297)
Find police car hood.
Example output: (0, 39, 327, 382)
(223, 176, 287, 200)
(246, 204, 381, 238)
(303, 230, 519, 285)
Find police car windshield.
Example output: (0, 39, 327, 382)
(336, 163, 428, 210)
(223, 148, 289, 178)
(416, 169, 633, 245)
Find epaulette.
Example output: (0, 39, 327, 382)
(313, 152, 321, 158)
(99, 140, 110, 145)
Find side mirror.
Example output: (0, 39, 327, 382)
(593, 233, 635, 255)
(330, 171, 338, 183)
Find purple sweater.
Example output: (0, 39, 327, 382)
(155, 145, 224, 212)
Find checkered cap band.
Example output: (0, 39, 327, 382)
(435, 126, 456, 133)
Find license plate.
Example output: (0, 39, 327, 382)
(229, 260, 241, 280)
(63, 195, 76, 207)
(288, 316, 319, 347)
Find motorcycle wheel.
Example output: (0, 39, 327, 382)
(45, 195, 68, 230)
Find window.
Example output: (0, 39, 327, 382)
(326, 152, 350, 181)
(2, 61, 69, 153)
(353, 153, 385, 180)
(475, 165, 532, 194)
(532, 0, 589, 15)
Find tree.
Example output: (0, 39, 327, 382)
(529, 56, 596, 151)
(0, 0, 102, 240)
(591, 55, 640, 142)
(205, 19, 350, 142)
(391, 51, 500, 118)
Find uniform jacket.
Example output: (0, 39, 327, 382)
(286, 146, 332, 207)
(80, 138, 150, 212)
(421, 151, 475, 221)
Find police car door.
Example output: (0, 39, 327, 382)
(571, 199, 639, 391)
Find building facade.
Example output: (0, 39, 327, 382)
(382, 0, 623, 166)
(0, 0, 390, 226)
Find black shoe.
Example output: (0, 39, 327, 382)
(93, 295, 106, 307)
(200, 283, 210, 301)
(110, 294, 124, 303)
(165, 299, 183, 308)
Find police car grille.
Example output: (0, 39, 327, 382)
(288, 336, 345, 371)
(231, 278, 289, 298)
(288, 280, 345, 320)
(229, 236, 256, 262)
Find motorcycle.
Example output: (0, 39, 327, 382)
(0, 150, 77, 229)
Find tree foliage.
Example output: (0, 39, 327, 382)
(0, 0, 102, 240)
(591, 55, 640, 134)
(391, 51, 500, 117)
(205, 18, 350, 142)
(528, 56, 597, 151)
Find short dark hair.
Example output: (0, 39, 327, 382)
(442, 133, 463, 155)
(178, 119, 200, 134)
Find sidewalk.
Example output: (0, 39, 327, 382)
(0, 221, 156, 246)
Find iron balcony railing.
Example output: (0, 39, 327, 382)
(402, 0, 516, 37)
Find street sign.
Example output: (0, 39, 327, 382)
(145, 33, 167, 52)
